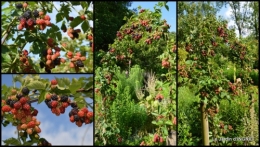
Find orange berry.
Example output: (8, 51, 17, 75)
(80, 56, 86, 61)
(26, 128, 33, 135)
(23, 2, 28, 8)
(69, 62, 75, 68)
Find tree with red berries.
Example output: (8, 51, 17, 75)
(177, 2, 258, 146)
(95, 2, 176, 146)
(1, 1, 93, 73)
(1, 74, 94, 145)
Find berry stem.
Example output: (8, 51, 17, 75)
(2, 17, 18, 45)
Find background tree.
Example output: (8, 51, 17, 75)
(94, 1, 134, 67)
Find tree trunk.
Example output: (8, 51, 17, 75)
(201, 102, 209, 146)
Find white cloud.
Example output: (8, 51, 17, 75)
(1, 119, 93, 145)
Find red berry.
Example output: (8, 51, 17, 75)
(86, 111, 93, 119)
(2, 105, 11, 112)
(19, 97, 27, 105)
(21, 124, 28, 130)
(22, 103, 31, 111)
(14, 102, 22, 110)
(59, 106, 65, 114)
(32, 109, 38, 116)
(67, 51, 73, 56)
(39, 11, 44, 16)
(44, 15, 51, 21)
(60, 58, 66, 63)
(75, 52, 81, 57)
(62, 102, 69, 108)
(27, 18, 34, 27)
(80, 15, 86, 20)
(77, 110, 85, 118)
(46, 93, 51, 100)
(11, 108, 18, 114)
(51, 79, 58, 85)
(159, 137, 163, 143)
(70, 116, 75, 122)
(81, 107, 88, 114)
(84, 118, 90, 124)
(26, 128, 33, 135)
(51, 101, 58, 108)
(87, 35, 93, 40)
(27, 121, 36, 128)
(23, 2, 28, 8)
(34, 126, 41, 133)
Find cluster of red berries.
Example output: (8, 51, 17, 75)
(69, 102, 93, 127)
(178, 64, 188, 78)
(155, 93, 164, 102)
(1, 87, 41, 136)
(39, 38, 66, 73)
(16, 2, 51, 31)
(153, 134, 164, 143)
(67, 28, 81, 40)
(67, 51, 86, 68)
(217, 25, 229, 43)
(46, 80, 93, 127)
(18, 49, 37, 73)
(228, 82, 239, 95)
(87, 33, 94, 52)
(162, 58, 170, 68)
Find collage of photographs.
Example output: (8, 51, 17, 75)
(1, 1, 259, 146)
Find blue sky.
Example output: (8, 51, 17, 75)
(1, 74, 93, 145)
(129, 2, 176, 33)
(1, 2, 93, 62)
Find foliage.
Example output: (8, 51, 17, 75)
(95, 2, 176, 146)
(178, 1, 258, 146)
(1, 74, 94, 145)
(1, 1, 93, 73)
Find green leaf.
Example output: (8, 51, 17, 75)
(151, 112, 159, 116)
(3, 137, 21, 146)
(2, 6, 13, 15)
(123, 16, 127, 20)
(26, 81, 45, 90)
(2, 53, 11, 64)
(81, 2, 89, 9)
(2, 120, 10, 127)
(152, 120, 157, 125)
(13, 75, 24, 84)
(81, 20, 89, 33)
(71, 2, 81, 5)
(1, 45, 9, 54)
(157, 120, 164, 125)
(69, 83, 82, 94)
(38, 90, 46, 104)
(164, 4, 169, 11)
(56, 13, 63, 23)
(70, 16, 83, 28)
(165, 120, 173, 125)
(74, 96, 86, 109)
(162, 126, 168, 136)
(56, 31, 62, 41)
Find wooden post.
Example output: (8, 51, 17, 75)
(201, 102, 209, 146)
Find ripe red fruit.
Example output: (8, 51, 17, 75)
(60, 58, 66, 63)
(59, 106, 65, 114)
(21, 124, 28, 130)
(85, 118, 90, 124)
(23, 2, 28, 8)
(159, 137, 163, 143)
(51, 79, 58, 85)
(76, 120, 83, 127)
(46, 94, 51, 100)
(77, 110, 85, 118)
(153, 134, 159, 142)
(81, 107, 88, 114)
(70, 116, 75, 122)
(86, 111, 93, 119)
(87, 35, 93, 40)
(27, 121, 36, 128)
(67, 51, 73, 56)
(51, 101, 58, 108)
(14, 102, 22, 110)
(44, 15, 51, 21)
(32, 109, 38, 116)
(80, 15, 86, 20)
(62, 102, 69, 108)
(26, 128, 33, 135)
(39, 11, 44, 16)
(11, 108, 18, 114)
(34, 126, 41, 133)
(75, 52, 81, 57)
(2, 105, 11, 112)
(69, 62, 75, 68)
(22, 103, 31, 111)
